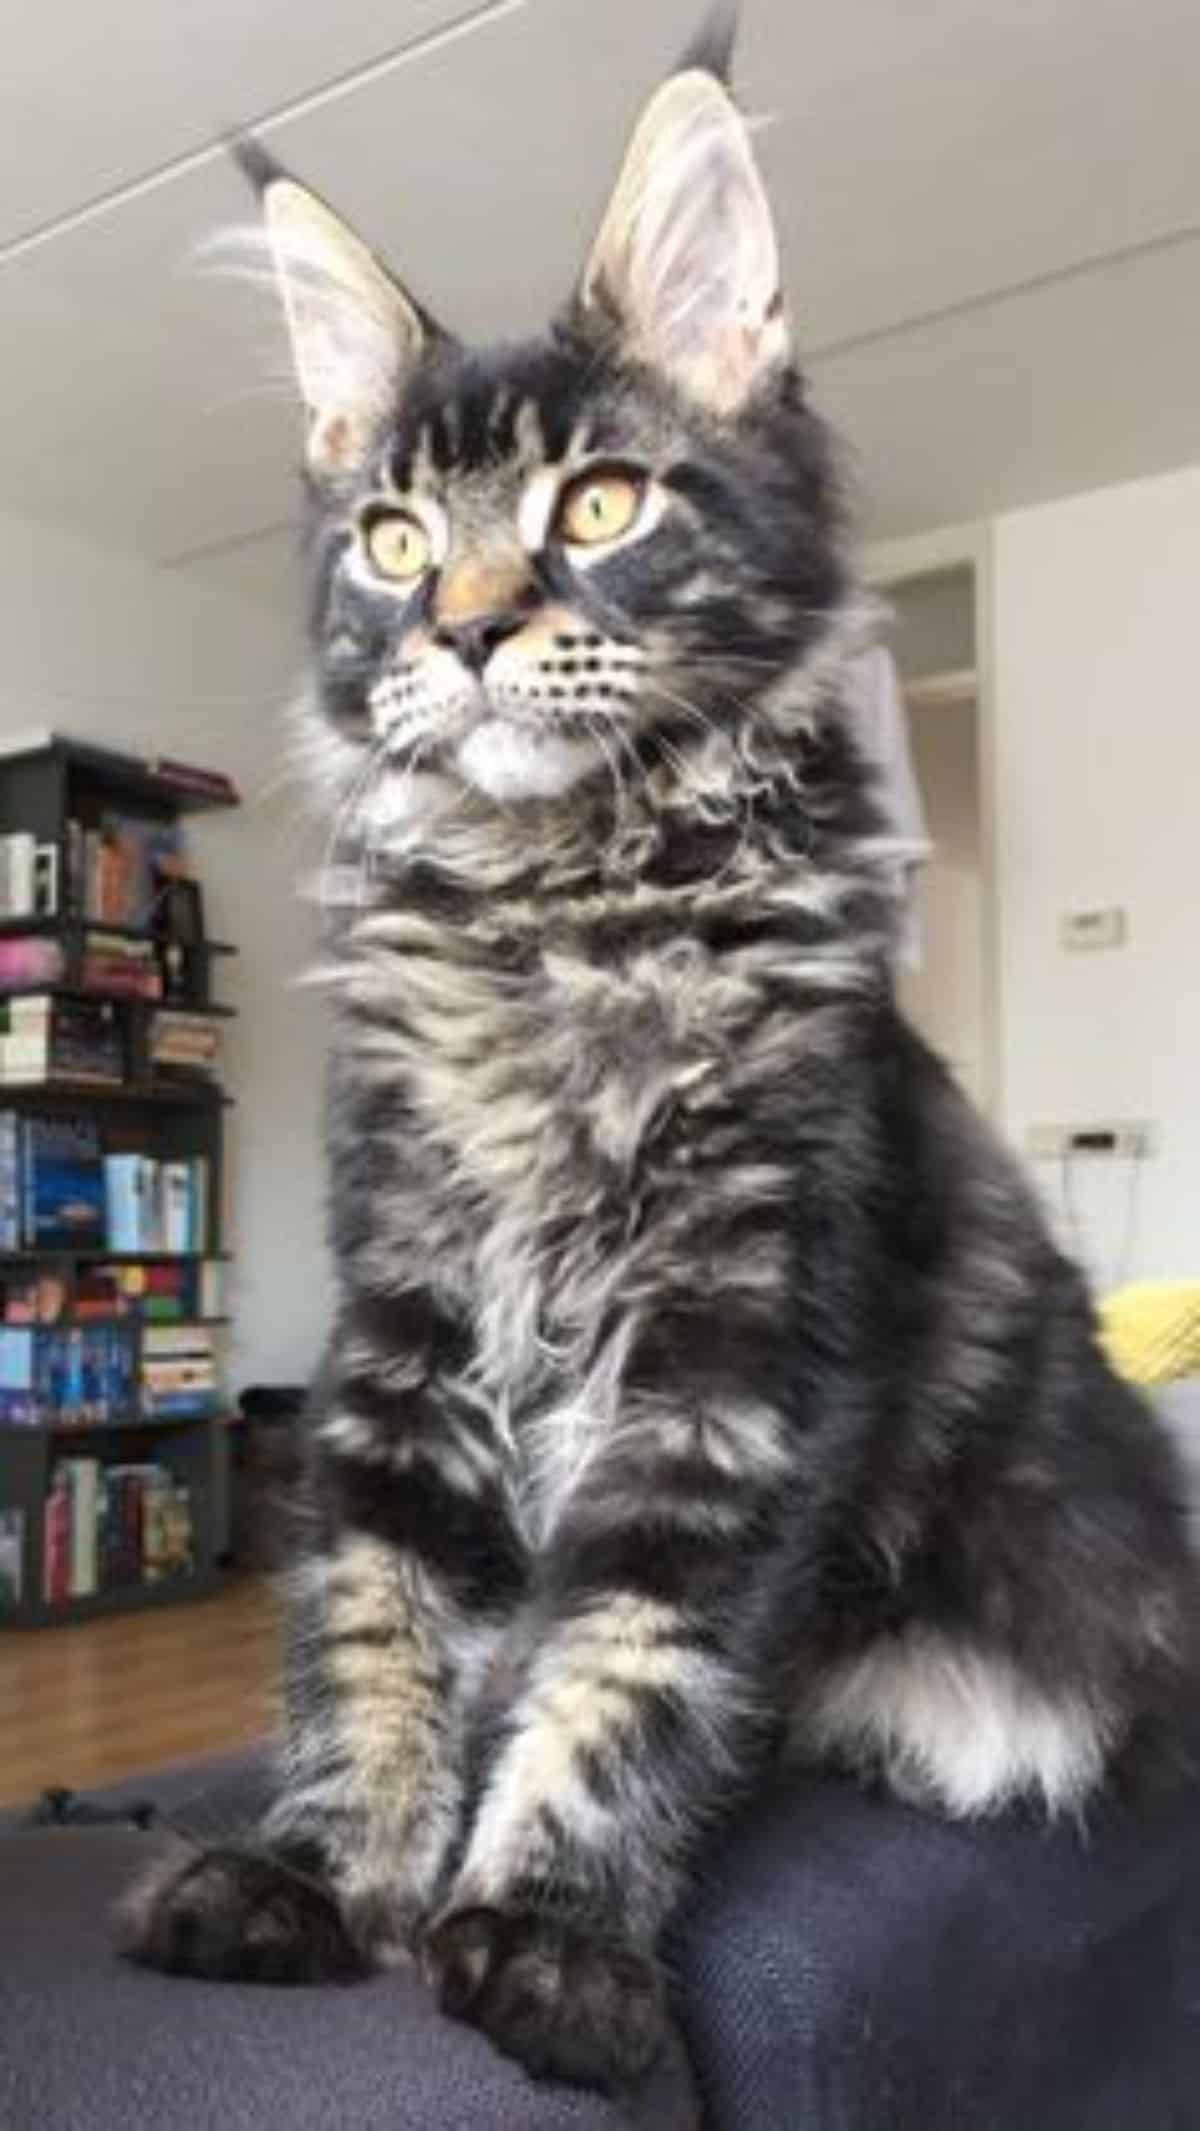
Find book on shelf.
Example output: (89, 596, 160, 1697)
(0, 1115, 212, 1259)
(149, 1010, 223, 1077)
(141, 1323, 219, 1356)
(70, 1266, 124, 1320)
(2, 1110, 108, 1251)
(0, 934, 66, 992)
(0, 1257, 223, 1325)
(0, 994, 125, 1086)
(141, 1393, 218, 1420)
(192, 1159, 209, 1253)
(80, 930, 164, 1000)
(0, 1111, 19, 1250)
(104, 1153, 161, 1253)
(103, 1154, 209, 1255)
(0, 1506, 23, 1608)
(99, 1462, 135, 1587)
(0, 833, 59, 921)
(162, 1161, 190, 1253)
(43, 1467, 70, 1602)
(67, 1457, 101, 1596)
(0, 833, 35, 919)
(101, 1257, 224, 1321)
(65, 811, 183, 931)
(147, 758, 240, 805)
(23, 1114, 106, 1250)
(1, 1267, 70, 1323)
(0, 1323, 135, 1426)
(198, 1258, 223, 1318)
(141, 1323, 218, 1418)
(141, 1467, 171, 1582)
(44, 1456, 194, 1603)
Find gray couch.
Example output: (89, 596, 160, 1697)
(3, 1730, 1200, 2130)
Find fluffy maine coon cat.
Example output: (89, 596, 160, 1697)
(122, 11, 1198, 2093)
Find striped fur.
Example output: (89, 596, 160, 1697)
(123, 21, 1199, 2096)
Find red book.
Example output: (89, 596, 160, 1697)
(148, 758, 239, 804)
(42, 1472, 71, 1604)
(145, 1265, 184, 1296)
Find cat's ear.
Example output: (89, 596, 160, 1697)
(234, 140, 431, 481)
(577, 55, 789, 416)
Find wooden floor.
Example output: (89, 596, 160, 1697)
(0, 1577, 278, 1808)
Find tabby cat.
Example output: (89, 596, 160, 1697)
(122, 10, 1198, 2093)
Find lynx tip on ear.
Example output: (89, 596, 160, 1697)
(678, 0, 740, 85)
(228, 133, 291, 199)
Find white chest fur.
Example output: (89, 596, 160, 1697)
(341, 916, 734, 1539)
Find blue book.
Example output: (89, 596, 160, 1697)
(136, 1156, 162, 1252)
(23, 1115, 104, 1250)
(142, 1390, 216, 1418)
(104, 1155, 142, 1252)
(0, 1111, 20, 1249)
(0, 1327, 36, 1424)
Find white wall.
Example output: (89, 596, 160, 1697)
(0, 508, 330, 1388)
(993, 464, 1200, 1290)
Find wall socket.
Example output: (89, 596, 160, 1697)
(1060, 906, 1127, 951)
(1026, 1120, 1156, 1161)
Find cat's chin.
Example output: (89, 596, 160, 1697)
(453, 717, 599, 804)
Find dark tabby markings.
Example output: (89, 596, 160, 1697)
(125, 24, 1200, 2107)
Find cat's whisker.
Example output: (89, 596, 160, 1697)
(641, 679, 728, 747)
(316, 734, 391, 905)
(640, 678, 765, 882)
(581, 711, 631, 828)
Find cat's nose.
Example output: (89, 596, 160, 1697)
(433, 612, 525, 675)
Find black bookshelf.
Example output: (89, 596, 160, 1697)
(0, 1082, 233, 1109)
(15, 1568, 222, 1630)
(0, 733, 236, 816)
(0, 737, 239, 1628)
(0, 915, 238, 952)
(2, 1405, 229, 1438)
(0, 987, 237, 1015)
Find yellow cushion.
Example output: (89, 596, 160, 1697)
(1098, 1282, 1200, 1388)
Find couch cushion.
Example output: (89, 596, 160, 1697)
(0, 1823, 699, 2131)
(672, 1757, 1200, 2131)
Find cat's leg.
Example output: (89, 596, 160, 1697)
(424, 1332, 796, 2089)
(122, 1313, 526, 1983)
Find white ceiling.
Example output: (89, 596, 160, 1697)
(3, 0, 1200, 618)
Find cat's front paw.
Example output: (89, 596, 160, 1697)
(118, 1844, 365, 1985)
(424, 1903, 666, 2091)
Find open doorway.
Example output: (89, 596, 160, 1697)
(869, 545, 996, 1118)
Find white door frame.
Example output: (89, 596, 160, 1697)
(861, 520, 1003, 1125)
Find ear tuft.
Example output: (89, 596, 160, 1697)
(579, 65, 788, 417)
(228, 132, 290, 198)
(241, 153, 432, 483)
(677, 0, 740, 84)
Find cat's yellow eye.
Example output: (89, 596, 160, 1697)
(363, 512, 432, 583)
(556, 469, 644, 549)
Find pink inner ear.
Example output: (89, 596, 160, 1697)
(318, 413, 352, 458)
(308, 408, 367, 478)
